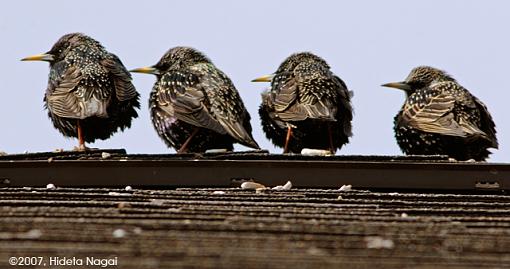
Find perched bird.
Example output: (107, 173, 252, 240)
(21, 33, 140, 150)
(252, 52, 353, 154)
(382, 66, 498, 161)
(130, 47, 259, 153)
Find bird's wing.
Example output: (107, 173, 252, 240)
(271, 71, 339, 122)
(155, 70, 227, 135)
(473, 96, 498, 148)
(271, 73, 299, 113)
(333, 75, 354, 137)
(45, 63, 84, 118)
(400, 81, 489, 139)
(193, 64, 259, 148)
(101, 54, 139, 102)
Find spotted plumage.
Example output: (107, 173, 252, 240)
(254, 52, 353, 153)
(383, 66, 498, 161)
(131, 47, 259, 153)
(22, 33, 140, 149)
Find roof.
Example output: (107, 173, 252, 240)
(1, 150, 509, 190)
(1, 187, 509, 268)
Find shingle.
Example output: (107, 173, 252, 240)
(0, 187, 509, 268)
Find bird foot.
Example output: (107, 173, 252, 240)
(73, 145, 91, 152)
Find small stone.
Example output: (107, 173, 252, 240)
(272, 181, 293, 191)
(112, 229, 126, 238)
(205, 149, 228, 154)
(282, 181, 292, 190)
(47, 157, 53, 163)
(46, 183, 56, 190)
(125, 186, 133, 191)
(241, 182, 266, 190)
(212, 191, 226, 195)
(339, 185, 352, 191)
(401, 213, 409, 218)
(108, 192, 131, 196)
(301, 148, 333, 156)
(101, 152, 111, 159)
(337, 195, 343, 200)
(365, 236, 394, 249)
(25, 229, 42, 239)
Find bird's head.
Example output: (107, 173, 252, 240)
(21, 33, 101, 64)
(382, 66, 456, 94)
(130, 47, 211, 77)
(252, 52, 329, 83)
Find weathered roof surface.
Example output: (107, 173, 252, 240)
(0, 187, 509, 268)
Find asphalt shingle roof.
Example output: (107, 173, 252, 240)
(1, 187, 509, 268)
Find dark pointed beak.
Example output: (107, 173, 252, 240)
(381, 81, 412, 91)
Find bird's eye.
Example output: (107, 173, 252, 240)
(408, 81, 425, 89)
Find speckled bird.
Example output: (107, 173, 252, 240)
(130, 47, 259, 153)
(252, 52, 353, 154)
(22, 33, 140, 150)
(382, 66, 498, 161)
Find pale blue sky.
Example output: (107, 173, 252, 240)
(0, 0, 507, 161)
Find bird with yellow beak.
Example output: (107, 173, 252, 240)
(252, 52, 353, 154)
(21, 33, 140, 151)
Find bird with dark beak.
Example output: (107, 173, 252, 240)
(252, 52, 353, 154)
(22, 33, 140, 151)
(382, 66, 498, 161)
(130, 47, 259, 153)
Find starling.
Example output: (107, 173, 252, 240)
(130, 47, 259, 153)
(252, 52, 353, 154)
(21, 33, 140, 150)
(382, 66, 498, 161)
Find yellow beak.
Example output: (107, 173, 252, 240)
(251, 74, 274, 82)
(21, 53, 55, 62)
(129, 66, 160, 75)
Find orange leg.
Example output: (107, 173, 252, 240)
(177, 128, 200, 154)
(283, 125, 293, 154)
(76, 120, 87, 151)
